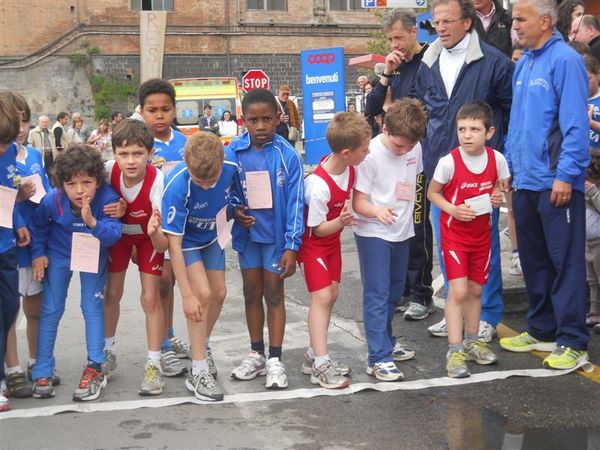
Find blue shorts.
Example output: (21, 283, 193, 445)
(238, 241, 283, 273)
(182, 240, 225, 271)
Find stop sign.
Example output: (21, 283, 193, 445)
(242, 70, 270, 93)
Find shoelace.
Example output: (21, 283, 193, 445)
(449, 352, 467, 365)
(268, 361, 285, 376)
(195, 372, 216, 389)
(145, 363, 158, 382)
(79, 367, 100, 388)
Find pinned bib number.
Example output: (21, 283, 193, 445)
(395, 181, 413, 201)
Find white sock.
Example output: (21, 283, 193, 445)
(28, 358, 36, 367)
(5, 365, 24, 376)
(192, 359, 209, 376)
(307, 347, 316, 359)
(147, 350, 161, 365)
(314, 355, 331, 368)
(104, 336, 116, 352)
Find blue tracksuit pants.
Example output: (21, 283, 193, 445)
(512, 190, 589, 350)
(355, 235, 409, 366)
(33, 257, 108, 380)
(0, 248, 20, 383)
(431, 205, 504, 326)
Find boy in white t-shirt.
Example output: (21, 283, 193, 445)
(353, 98, 428, 382)
(427, 101, 510, 378)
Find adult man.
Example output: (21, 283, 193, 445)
(275, 84, 301, 145)
(356, 75, 369, 114)
(412, 0, 513, 340)
(500, 0, 590, 370)
(51, 112, 70, 157)
(472, 0, 513, 56)
(367, 8, 434, 321)
(111, 111, 123, 130)
(199, 105, 219, 134)
(571, 15, 600, 62)
(28, 115, 55, 171)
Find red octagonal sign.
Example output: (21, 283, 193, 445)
(242, 69, 270, 93)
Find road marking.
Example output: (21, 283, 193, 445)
(0, 362, 590, 420)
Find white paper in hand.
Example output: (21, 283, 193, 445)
(464, 193, 492, 216)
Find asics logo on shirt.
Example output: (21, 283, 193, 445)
(152, 264, 162, 271)
(167, 206, 176, 224)
(460, 182, 478, 189)
(194, 201, 208, 210)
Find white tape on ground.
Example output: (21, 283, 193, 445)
(1, 362, 592, 420)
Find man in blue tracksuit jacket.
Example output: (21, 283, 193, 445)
(500, 0, 590, 369)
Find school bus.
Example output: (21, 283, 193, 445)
(169, 77, 243, 145)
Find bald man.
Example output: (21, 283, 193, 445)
(28, 115, 56, 173)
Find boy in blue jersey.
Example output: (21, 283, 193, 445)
(136, 78, 188, 377)
(4, 93, 52, 400)
(30, 144, 122, 401)
(229, 88, 304, 390)
(162, 131, 239, 401)
(0, 93, 30, 412)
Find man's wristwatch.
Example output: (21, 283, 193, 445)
(381, 73, 393, 78)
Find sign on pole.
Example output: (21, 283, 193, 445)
(140, 11, 167, 83)
(301, 47, 345, 165)
(361, 0, 427, 8)
(242, 70, 270, 93)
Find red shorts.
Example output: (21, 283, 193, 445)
(109, 237, 164, 275)
(299, 247, 342, 293)
(442, 247, 490, 285)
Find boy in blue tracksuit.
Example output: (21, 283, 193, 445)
(0, 94, 30, 412)
(229, 88, 304, 390)
(30, 144, 121, 401)
(500, 4, 590, 371)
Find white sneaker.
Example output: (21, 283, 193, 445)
(231, 351, 267, 380)
(428, 318, 448, 337)
(0, 392, 10, 412)
(478, 321, 496, 343)
(509, 253, 522, 276)
(265, 358, 288, 389)
(391, 342, 416, 361)
(366, 361, 404, 382)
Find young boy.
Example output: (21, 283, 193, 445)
(0, 93, 29, 412)
(353, 98, 427, 382)
(136, 78, 188, 377)
(162, 131, 239, 401)
(4, 92, 52, 399)
(30, 143, 122, 401)
(230, 88, 304, 390)
(298, 112, 371, 389)
(427, 101, 509, 378)
(103, 119, 168, 395)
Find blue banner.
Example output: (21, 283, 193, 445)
(300, 47, 346, 165)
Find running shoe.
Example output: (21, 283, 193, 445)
(102, 350, 118, 374)
(478, 321, 496, 343)
(403, 302, 435, 321)
(499, 332, 556, 353)
(206, 345, 217, 378)
(542, 346, 589, 370)
(395, 296, 411, 314)
(27, 364, 61, 385)
(265, 358, 288, 389)
(32, 377, 55, 399)
(0, 394, 9, 412)
(446, 351, 470, 378)
(160, 350, 188, 377)
(428, 318, 448, 337)
(72, 365, 107, 402)
(392, 342, 416, 361)
(230, 351, 267, 380)
(6, 371, 32, 398)
(139, 360, 164, 396)
(301, 352, 351, 376)
(310, 361, 350, 389)
(185, 369, 224, 401)
(170, 336, 191, 359)
(366, 362, 404, 381)
(464, 340, 498, 365)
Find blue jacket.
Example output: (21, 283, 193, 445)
(31, 183, 122, 261)
(504, 33, 590, 192)
(0, 142, 25, 254)
(229, 132, 304, 254)
(412, 31, 513, 179)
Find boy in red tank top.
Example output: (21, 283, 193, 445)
(298, 112, 371, 389)
(103, 119, 169, 395)
(427, 101, 510, 379)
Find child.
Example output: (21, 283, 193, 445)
(298, 112, 371, 389)
(584, 153, 600, 329)
(427, 101, 509, 378)
(162, 131, 239, 401)
(586, 54, 600, 151)
(135, 78, 188, 377)
(103, 119, 168, 395)
(353, 98, 427, 382)
(230, 88, 304, 390)
(4, 93, 52, 399)
(30, 143, 122, 401)
(0, 93, 29, 412)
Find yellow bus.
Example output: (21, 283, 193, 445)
(169, 77, 243, 145)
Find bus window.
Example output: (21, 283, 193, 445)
(176, 100, 199, 126)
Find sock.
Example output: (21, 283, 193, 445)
(167, 327, 174, 339)
(6, 365, 24, 376)
(306, 347, 316, 359)
(448, 343, 463, 354)
(314, 354, 330, 368)
(269, 346, 282, 360)
(104, 336, 116, 352)
(88, 361, 102, 371)
(464, 332, 479, 344)
(192, 359, 209, 376)
(148, 350, 161, 365)
(161, 338, 171, 353)
(251, 341, 265, 356)
(28, 358, 36, 367)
